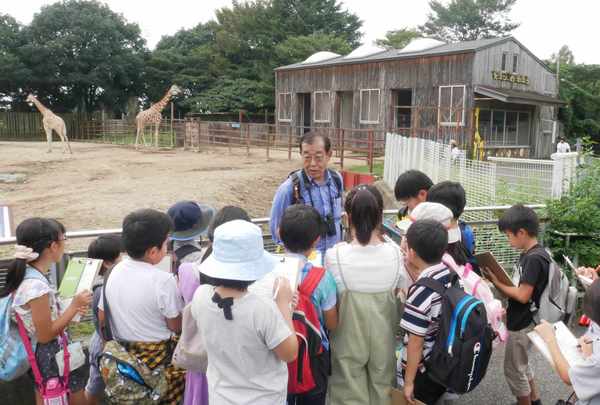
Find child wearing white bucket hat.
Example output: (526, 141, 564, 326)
(191, 220, 298, 405)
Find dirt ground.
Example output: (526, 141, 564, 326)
(0, 141, 306, 228)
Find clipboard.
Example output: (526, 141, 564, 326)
(565, 255, 595, 289)
(527, 321, 586, 370)
(475, 251, 514, 287)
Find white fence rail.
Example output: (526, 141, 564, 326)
(384, 134, 578, 216)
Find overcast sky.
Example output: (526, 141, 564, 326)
(4, 0, 599, 64)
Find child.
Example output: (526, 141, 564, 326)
(326, 185, 407, 405)
(400, 219, 452, 405)
(101, 209, 185, 404)
(167, 200, 215, 271)
(192, 220, 298, 404)
(177, 205, 250, 405)
(394, 170, 433, 219)
(84, 234, 123, 405)
(279, 204, 338, 405)
(534, 279, 600, 404)
(427, 181, 476, 257)
(485, 204, 549, 405)
(0, 218, 92, 405)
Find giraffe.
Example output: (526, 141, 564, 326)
(135, 84, 182, 149)
(26, 94, 72, 154)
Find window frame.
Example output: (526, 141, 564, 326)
(313, 91, 332, 123)
(512, 54, 519, 73)
(277, 92, 292, 122)
(479, 108, 531, 146)
(501, 52, 509, 71)
(359, 88, 381, 124)
(438, 85, 466, 127)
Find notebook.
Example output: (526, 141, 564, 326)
(249, 256, 301, 300)
(527, 321, 587, 369)
(58, 257, 103, 298)
(476, 251, 515, 287)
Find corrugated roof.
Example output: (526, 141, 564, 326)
(276, 37, 511, 71)
(475, 85, 565, 105)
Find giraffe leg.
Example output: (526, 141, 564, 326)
(61, 124, 72, 154)
(135, 123, 141, 149)
(45, 127, 53, 153)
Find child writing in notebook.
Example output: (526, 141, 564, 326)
(0, 218, 92, 405)
(535, 279, 600, 405)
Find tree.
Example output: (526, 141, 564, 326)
(550, 45, 575, 66)
(20, 0, 147, 114)
(419, 0, 519, 41)
(376, 28, 421, 49)
(0, 14, 30, 109)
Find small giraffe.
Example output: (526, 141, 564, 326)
(135, 85, 182, 149)
(26, 94, 72, 154)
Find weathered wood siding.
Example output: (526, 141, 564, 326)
(472, 39, 557, 96)
(276, 53, 476, 130)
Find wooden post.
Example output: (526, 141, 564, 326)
(340, 129, 345, 170)
(368, 130, 374, 174)
(287, 127, 293, 160)
(266, 126, 270, 160)
(170, 102, 174, 148)
(246, 123, 250, 156)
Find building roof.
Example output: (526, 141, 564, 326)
(275, 36, 552, 73)
(475, 85, 566, 105)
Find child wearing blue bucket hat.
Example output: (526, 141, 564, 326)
(191, 220, 298, 405)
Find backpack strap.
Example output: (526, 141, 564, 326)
(174, 244, 201, 262)
(326, 169, 343, 198)
(288, 170, 305, 205)
(101, 269, 115, 342)
(299, 266, 326, 297)
(415, 277, 446, 295)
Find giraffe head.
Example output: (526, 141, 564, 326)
(168, 85, 182, 97)
(26, 94, 36, 103)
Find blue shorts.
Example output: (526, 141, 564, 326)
(85, 332, 105, 396)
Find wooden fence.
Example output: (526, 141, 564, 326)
(0, 112, 90, 141)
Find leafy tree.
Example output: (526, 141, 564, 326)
(376, 28, 421, 49)
(20, 0, 147, 114)
(0, 14, 30, 109)
(419, 0, 519, 41)
(550, 45, 575, 66)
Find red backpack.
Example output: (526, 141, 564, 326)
(287, 266, 328, 395)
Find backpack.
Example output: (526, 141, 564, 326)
(289, 169, 343, 205)
(0, 269, 49, 381)
(529, 248, 577, 324)
(98, 274, 168, 404)
(171, 244, 201, 275)
(459, 221, 480, 274)
(287, 266, 329, 395)
(416, 274, 494, 394)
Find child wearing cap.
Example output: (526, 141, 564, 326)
(191, 220, 298, 405)
(167, 201, 215, 270)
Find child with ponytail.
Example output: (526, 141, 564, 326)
(325, 185, 409, 405)
(1, 217, 92, 405)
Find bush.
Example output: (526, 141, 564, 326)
(544, 157, 600, 271)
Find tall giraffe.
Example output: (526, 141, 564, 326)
(135, 84, 182, 149)
(26, 94, 72, 154)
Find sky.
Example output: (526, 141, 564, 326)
(3, 0, 600, 64)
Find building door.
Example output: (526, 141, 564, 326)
(296, 93, 311, 135)
(337, 92, 353, 129)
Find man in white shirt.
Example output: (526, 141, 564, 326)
(557, 137, 571, 153)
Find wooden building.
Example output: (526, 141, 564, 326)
(274, 37, 565, 158)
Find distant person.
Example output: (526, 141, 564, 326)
(85, 235, 123, 405)
(270, 132, 343, 258)
(326, 185, 407, 405)
(192, 220, 298, 404)
(167, 200, 215, 271)
(394, 170, 433, 220)
(1, 218, 92, 405)
(450, 140, 462, 162)
(484, 205, 549, 405)
(557, 137, 571, 153)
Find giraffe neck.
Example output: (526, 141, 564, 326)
(30, 97, 50, 116)
(152, 91, 173, 113)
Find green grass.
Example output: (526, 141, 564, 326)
(68, 320, 95, 341)
(99, 131, 175, 148)
(347, 162, 384, 177)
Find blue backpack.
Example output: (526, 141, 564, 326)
(0, 269, 47, 381)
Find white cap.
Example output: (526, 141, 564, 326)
(396, 202, 462, 244)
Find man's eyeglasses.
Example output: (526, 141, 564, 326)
(302, 153, 325, 163)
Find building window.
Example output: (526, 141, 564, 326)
(512, 54, 519, 73)
(479, 108, 530, 146)
(360, 89, 380, 124)
(314, 91, 331, 123)
(501, 52, 508, 71)
(278, 93, 292, 122)
(438, 85, 466, 126)
(543, 72, 556, 94)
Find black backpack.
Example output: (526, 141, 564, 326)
(172, 244, 201, 275)
(289, 169, 343, 205)
(416, 274, 494, 394)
